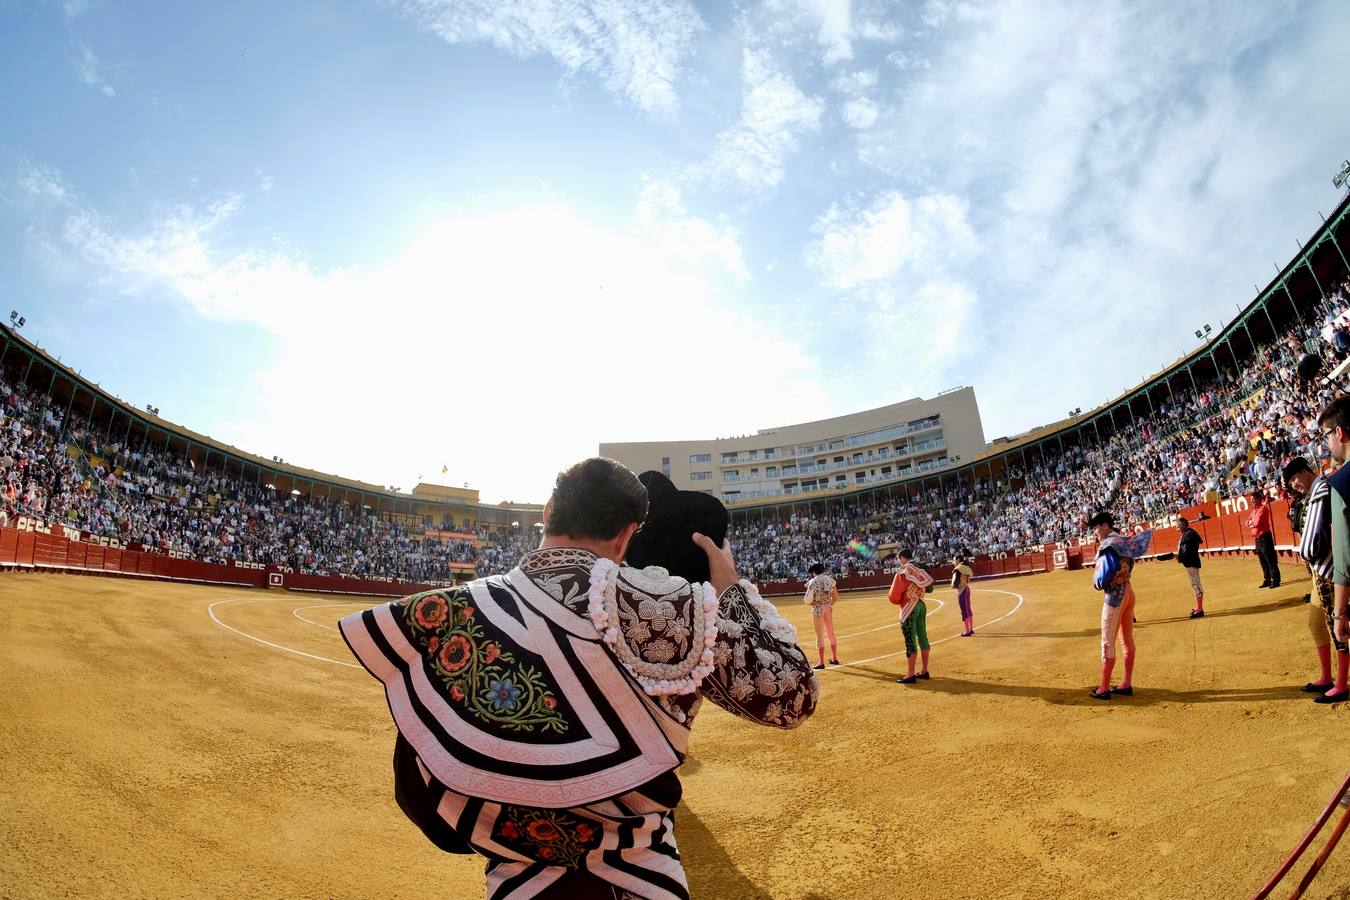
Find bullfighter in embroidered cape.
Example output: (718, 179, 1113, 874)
(888, 548, 934, 685)
(340, 458, 819, 899)
(1087, 511, 1152, 700)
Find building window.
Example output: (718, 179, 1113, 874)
(724, 470, 739, 481)
(661, 456, 670, 477)
(750, 468, 759, 477)
(881, 466, 892, 476)
(690, 453, 711, 463)
(766, 466, 778, 477)
(721, 453, 737, 464)
(691, 471, 712, 481)
(764, 449, 776, 460)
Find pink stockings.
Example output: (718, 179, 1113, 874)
(813, 606, 838, 665)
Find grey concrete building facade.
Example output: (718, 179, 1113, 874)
(600, 387, 986, 508)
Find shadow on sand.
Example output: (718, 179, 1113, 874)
(984, 594, 1306, 640)
(832, 664, 1311, 707)
(678, 803, 774, 899)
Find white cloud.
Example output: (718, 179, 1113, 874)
(64, 0, 92, 19)
(858, 19, 903, 42)
(785, 0, 854, 64)
(757, 0, 902, 65)
(31, 167, 830, 502)
(697, 49, 823, 195)
(806, 190, 974, 290)
(75, 44, 115, 97)
(831, 69, 878, 94)
(391, 0, 705, 118)
(851, 0, 1350, 437)
(256, 169, 273, 192)
(842, 96, 877, 129)
(806, 190, 979, 380)
(18, 162, 74, 202)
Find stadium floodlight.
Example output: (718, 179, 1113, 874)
(1204, 324, 1212, 335)
(1195, 330, 1202, 339)
(8, 310, 24, 329)
(1334, 159, 1350, 190)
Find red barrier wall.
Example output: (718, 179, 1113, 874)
(283, 572, 441, 597)
(2, 497, 1301, 601)
(0, 523, 447, 597)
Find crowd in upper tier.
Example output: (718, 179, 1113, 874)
(730, 279, 1350, 581)
(3, 277, 1348, 584)
(0, 374, 537, 580)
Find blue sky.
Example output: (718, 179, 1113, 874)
(2, 0, 1349, 503)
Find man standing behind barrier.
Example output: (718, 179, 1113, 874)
(1285, 456, 1347, 703)
(339, 458, 819, 900)
(1249, 490, 1281, 590)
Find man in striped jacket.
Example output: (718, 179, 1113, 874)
(1285, 457, 1346, 703)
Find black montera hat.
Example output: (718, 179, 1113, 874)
(1086, 511, 1115, 528)
(1282, 457, 1313, 484)
(623, 471, 729, 585)
(1296, 353, 1323, 383)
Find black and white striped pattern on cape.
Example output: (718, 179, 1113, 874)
(339, 568, 691, 809)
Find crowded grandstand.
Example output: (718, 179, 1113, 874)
(3, 201, 1349, 588)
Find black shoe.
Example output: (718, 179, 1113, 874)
(1189, 609, 1205, 619)
(1111, 685, 1133, 696)
(918, 671, 931, 680)
(1314, 689, 1349, 704)
(1089, 687, 1111, 700)
(1258, 582, 1271, 589)
(897, 675, 917, 684)
(813, 664, 825, 670)
(828, 658, 840, 666)
(1303, 594, 1312, 603)
(1303, 681, 1335, 693)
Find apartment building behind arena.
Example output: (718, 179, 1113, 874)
(600, 387, 987, 507)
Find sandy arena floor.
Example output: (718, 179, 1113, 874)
(3, 557, 1350, 899)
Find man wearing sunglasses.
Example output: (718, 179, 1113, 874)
(1320, 398, 1350, 651)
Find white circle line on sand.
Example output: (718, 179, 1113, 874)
(817, 588, 1025, 672)
(292, 602, 368, 631)
(208, 597, 363, 669)
(828, 596, 947, 639)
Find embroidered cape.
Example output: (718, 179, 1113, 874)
(341, 548, 819, 900)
